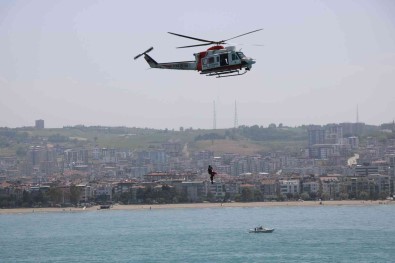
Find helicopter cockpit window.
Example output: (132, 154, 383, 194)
(236, 52, 246, 59)
(208, 57, 215, 64)
(232, 53, 239, 61)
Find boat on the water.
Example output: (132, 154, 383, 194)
(249, 226, 274, 233)
(98, 204, 111, 210)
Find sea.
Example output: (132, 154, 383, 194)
(0, 204, 394, 263)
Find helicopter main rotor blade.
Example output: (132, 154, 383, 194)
(168, 32, 214, 43)
(224, 29, 263, 42)
(176, 43, 213, 49)
(227, 42, 265, 47)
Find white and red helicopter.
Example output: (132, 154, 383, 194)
(134, 29, 262, 78)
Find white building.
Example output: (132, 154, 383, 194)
(279, 180, 300, 195)
(302, 181, 320, 194)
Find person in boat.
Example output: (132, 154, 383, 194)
(208, 165, 217, 184)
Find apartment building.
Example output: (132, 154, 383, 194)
(279, 179, 300, 196)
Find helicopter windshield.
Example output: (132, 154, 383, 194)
(236, 52, 246, 59)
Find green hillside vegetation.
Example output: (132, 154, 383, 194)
(1, 123, 392, 157)
(0, 125, 310, 157)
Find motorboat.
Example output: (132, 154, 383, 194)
(98, 204, 111, 210)
(249, 226, 274, 233)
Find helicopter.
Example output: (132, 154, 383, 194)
(134, 29, 262, 78)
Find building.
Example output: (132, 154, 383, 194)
(95, 184, 113, 201)
(340, 122, 365, 136)
(347, 136, 359, 149)
(325, 124, 343, 144)
(260, 179, 278, 200)
(181, 181, 206, 202)
(279, 179, 300, 196)
(76, 183, 93, 203)
(26, 146, 58, 176)
(302, 181, 320, 194)
(64, 148, 89, 166)
(309, 144, 341, 159)
(35, 119, 44, 129)
(355, 164, 379, 176)
(208, 182, 226, 200)
(162, 142, 182, 157)
(320, 176, 340, 200)
(308, 126, 325, 147)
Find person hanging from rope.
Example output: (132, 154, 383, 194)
(208, 165, 217, 184)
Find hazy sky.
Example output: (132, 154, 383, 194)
(1, 0, 395, 129)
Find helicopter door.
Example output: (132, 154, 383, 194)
(202, 55, 220, 71)
(230, 52, 240, 66)
(220, 53, 229, 66)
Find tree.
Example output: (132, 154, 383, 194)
(276, 194, 285, 201)
(119, 192, 132, 204)
(309, 192, 318, 200)
(286, 193, 294, 200)
(300, 192, 310, 201)
(241, 188, 254, 202)
(136, 188, 146, 203)
(48, 133, 69, 143)
(69, 185, 81, 204)
(254, 189, 263, 201)
(223, 192, 231, 202)
(379, 191, 389, 200)
(339, 192, 349, 200)
(358, 191, 369, 200)
(22, 190, 32, 207)
(321, 192, 330, 200)
(16, 146, 27, 157)
(48, 187, 63, 204)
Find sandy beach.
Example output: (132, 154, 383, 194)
(0, 200, 392, 215)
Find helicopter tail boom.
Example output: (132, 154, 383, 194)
(135, 47, 196, 70)
(145, 54, 196, 70)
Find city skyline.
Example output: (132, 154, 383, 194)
(7, 115, 394, 130)
(1, 0, 395, 129)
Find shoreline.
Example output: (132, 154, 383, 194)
(0, 200, 392, 215)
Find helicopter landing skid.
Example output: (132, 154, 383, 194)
(203, 69, 247, 78)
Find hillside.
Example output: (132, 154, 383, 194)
(0, 125, 309, 157)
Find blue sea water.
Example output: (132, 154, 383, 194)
(0, 205, 394, 263)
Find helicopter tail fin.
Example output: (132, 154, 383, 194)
(144, 54, 159, 68)
(134, 47, 158, 68)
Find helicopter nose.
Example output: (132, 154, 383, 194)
(241, 58, 256, 70)
(243, 58, 255, 65)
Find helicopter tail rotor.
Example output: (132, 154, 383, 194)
(134, 47, 154, 60)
